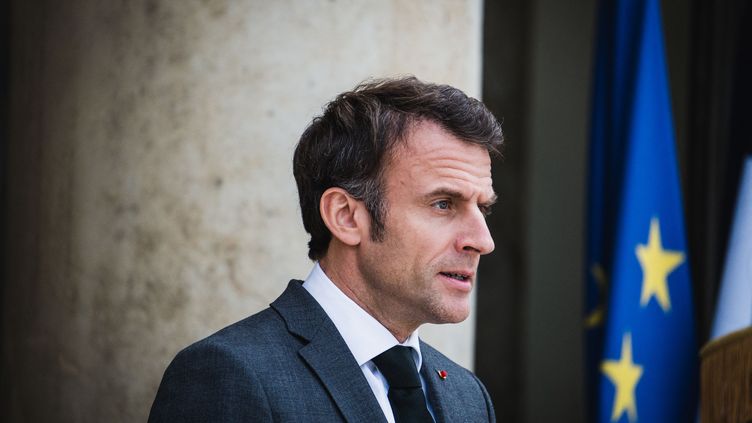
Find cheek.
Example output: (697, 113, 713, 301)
(384, 209, 455, 259)
(412, 227, 458, 266)
(395, 218, 439, 250)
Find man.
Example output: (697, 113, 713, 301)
(149, 77, 503, 422)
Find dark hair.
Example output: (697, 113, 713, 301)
(293, 76, 503, 260)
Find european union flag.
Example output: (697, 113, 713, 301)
(585, 0, 697, 421)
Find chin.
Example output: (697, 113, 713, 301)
(432, 304, 470, 324)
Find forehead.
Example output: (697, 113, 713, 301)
(387, 121, 493, 191)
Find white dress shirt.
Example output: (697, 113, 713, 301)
(302, 263, 435, 423)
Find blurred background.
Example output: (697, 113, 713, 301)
(1, 0, 750, 422)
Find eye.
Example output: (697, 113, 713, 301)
(479, 205, 493, 217)
(432, 200, 451, 210)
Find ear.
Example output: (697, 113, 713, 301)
(319, 187, 367, 247)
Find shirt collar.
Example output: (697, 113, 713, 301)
(302, 262, 423, 370)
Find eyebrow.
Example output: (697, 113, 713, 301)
(424, 188, 498, 207)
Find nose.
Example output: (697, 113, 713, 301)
(456, 210, 495, 255)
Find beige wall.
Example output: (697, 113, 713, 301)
(3, 1, 483, 421)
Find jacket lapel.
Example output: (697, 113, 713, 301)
(300, 327, 387, 423)
(272, 281, 386, 423)
(420, 357, 450, 423)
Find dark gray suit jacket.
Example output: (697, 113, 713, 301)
(148, 280, 496, 422)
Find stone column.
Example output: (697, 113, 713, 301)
(3, 1, 483, 421)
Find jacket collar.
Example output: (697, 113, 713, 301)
(271, 280, 387, 423)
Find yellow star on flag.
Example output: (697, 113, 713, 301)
(601, 332, 643, 422)
(635, 217, 685, 312)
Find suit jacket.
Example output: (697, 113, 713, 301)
(148, 280, 496, 422)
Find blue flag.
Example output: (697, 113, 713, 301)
(585, 0, 697, 421)
(710, 156, 752, 340)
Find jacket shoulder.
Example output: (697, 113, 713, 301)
(194, 307, 293, 352)
(148, 307, 294, 423)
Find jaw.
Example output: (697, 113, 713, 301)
(421, 279, 473, 324)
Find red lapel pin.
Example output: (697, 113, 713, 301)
(436, 369, 448, 380)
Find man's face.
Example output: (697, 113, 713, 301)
(356, 120, 496, 329)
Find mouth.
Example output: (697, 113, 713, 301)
(439, 271, 472, 282)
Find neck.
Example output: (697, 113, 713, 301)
(319, 256, 418, 343)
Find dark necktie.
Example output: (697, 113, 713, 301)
(372, 346, 434, 423)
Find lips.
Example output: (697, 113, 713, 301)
(439, 271, 472, 282)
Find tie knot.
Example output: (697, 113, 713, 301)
(372, 346, 422, 389)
